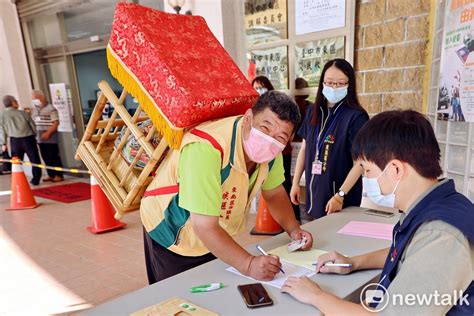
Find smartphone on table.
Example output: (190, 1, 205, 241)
(364, 209, 395, 217)
(237, 283, 273, 308)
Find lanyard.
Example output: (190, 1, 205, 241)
(314, 101, 344, 161)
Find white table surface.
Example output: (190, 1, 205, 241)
(82, 206, 399, 315)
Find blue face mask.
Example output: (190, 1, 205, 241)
(362, 164, 400, 208)
(322, 85, 348, 104)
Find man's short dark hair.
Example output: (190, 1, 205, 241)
(252, 90, 301, 133)
(352, 110, 443, 179)
(2, 95, 16, 108)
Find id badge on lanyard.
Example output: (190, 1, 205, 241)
(312, 107, 328, 175)
(312, 160, 322, 175)
(311, 103, 342, 175)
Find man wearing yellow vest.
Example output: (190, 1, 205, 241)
(141, 91, 314, 284)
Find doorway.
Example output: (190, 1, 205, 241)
(73, 49, 137, 126)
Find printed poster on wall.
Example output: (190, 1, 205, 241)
(245, 0, 288, 46)
(295, 36, 345, 87)
(295, 0, 346, 35)
(437, 0, 474, 122)
(49, 83, 73, 132)
(249, 45, 288, 89)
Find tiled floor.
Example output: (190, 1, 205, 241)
(0, 173, 269, 315)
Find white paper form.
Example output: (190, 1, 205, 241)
(226, 261, 315, 289)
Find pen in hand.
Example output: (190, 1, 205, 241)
(311, 262, 353, 268)
(256, 244, 285, 274)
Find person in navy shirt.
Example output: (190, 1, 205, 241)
(282, 110, 474, 315)
(290, 59, 368, 219)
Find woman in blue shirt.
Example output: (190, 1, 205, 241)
(290, 59, 368, 219)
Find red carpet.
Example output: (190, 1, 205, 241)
(32, 182, 91, 203)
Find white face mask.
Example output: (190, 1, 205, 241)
(32, 99, 42, 106)
(362, 164, 400, 208)
(255, 87, 268, 95)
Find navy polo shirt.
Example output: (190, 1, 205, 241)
(298, 101, 368, 219)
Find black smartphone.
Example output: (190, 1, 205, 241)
(237, 283, 273, 308)
(364, 209, 395, 218)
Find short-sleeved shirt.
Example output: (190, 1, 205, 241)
(298, 101, 368, 219)
(381, 220, 473, 315)
(31, 103, 59, 144)
(381, 179, 474, 315)
(178, 142, 285, 216)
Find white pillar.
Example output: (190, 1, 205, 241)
(220, 0, 247, 75)
(0, 0, 32, 112)
(164, 0, 224, 45)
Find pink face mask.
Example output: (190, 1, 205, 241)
(243, 127, 286, 163)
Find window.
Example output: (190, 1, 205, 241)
(244, 0, 355, 98)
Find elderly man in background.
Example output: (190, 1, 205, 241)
(31, 90, 64, 182)
(0, 95, 42, 185)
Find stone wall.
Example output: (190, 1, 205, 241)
(354, 0, 431, 114)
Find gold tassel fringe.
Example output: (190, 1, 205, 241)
(106, 46, 183, 149)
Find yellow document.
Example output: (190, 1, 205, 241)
(268, 245, 328, 270)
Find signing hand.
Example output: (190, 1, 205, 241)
(315, 251, 354, 274)
(247, 255, 282, 281)
(281, 276, 321, 306)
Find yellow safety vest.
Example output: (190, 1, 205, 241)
(140, 116, 275, 256)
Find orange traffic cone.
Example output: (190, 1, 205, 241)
(250, 197, 284, 235)
(87, 176, 126, 234)
(6, 157, 41, 210)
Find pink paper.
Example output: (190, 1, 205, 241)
(337, 221, 394, 240)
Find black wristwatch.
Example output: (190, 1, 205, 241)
(337, 189, 346, 198)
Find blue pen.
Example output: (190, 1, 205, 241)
(256, 244, 285, 274)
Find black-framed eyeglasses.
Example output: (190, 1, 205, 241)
(323, 81, 349, 88)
